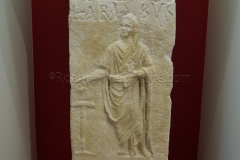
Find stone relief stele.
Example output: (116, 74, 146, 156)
(69, 0, 175, 160)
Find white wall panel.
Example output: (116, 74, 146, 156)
(0, 0, 35, 159)
(198, 0, 240, 159)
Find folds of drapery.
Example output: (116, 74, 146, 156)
(101, 40, 154, 146)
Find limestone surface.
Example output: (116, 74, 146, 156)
(69, 0, 176, 159)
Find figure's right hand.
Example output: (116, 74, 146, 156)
(76, 76, 89, 83)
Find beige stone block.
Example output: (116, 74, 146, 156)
(69, 0, 176, 159)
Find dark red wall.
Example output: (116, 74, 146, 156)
(169, 1, 209, 159)
(32, 0, 209, 159)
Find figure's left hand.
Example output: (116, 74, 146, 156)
(109, 75, 127, 82)
(133, 70, 145, 77)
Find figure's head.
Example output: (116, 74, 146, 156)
(119, 18, 134, 37)
(119, 13, 139, 39)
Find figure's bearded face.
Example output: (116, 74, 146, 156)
(119, 19, 134, 37)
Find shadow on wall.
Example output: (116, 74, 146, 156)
(0, 0, 35, 160)
(199, 0, 240, 160)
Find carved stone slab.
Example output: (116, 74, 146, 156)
(69, 0, 175, 160)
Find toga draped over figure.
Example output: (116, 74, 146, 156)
(102, 13, 154, 158)
(78, 13, 154, 158)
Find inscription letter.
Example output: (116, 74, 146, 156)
(140, 4, 148, 18)
(152, 2, 165, 18)
(100, 4, 116, 21)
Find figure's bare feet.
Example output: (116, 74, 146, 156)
(129, 145, 140, 157)
(141, 148, 152, 159)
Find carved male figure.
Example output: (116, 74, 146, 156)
(78, 13, 154, 158)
